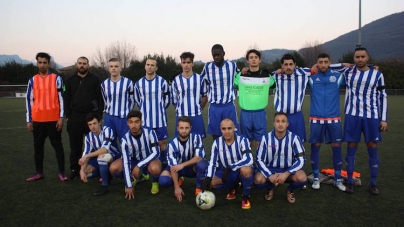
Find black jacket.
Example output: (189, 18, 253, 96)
(64, 72, 104, 122)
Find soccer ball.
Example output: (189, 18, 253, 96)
(195, 191, 216, 210)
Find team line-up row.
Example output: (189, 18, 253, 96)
(24, 44, 387, 209)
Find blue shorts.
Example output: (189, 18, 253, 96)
(240, 109, 267, 142)
(344, 115, 381, 143)
(175, 115, 206, 139)
(308, 122, 343, 144)
(153, 126, 169, 141)
(163, 165, 196, 178)
(287, 112, 306, 142)
(103, 113, 128, 140)
(208, 102, 239, 136)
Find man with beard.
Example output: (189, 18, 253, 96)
(64, 56, 104, 180)
(159, 116, 207, 201)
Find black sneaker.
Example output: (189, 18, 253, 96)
(69, 170, 79, 180)
(93, 185, 109, 196)
(346, 183, 354, 194)
(369, 185, 379, 195)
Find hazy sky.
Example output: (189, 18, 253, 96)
(1, 0, 403, 67)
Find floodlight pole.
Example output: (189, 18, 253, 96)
(357, 0, 362, 47)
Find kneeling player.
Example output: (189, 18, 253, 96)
(254, 112, 307, 204)
(202, 118, 254, 209)
(112, 110, 162, 200)
(159, 116, 207, 201)
(78, 113, 120, 196)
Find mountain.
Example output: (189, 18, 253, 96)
(321, 11, 404, 61)
(0, 54, 64, 69)
(232, 48, 295, 63)
(0, 54, 33, 65)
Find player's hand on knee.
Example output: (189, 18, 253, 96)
(125, 187, 135, 200)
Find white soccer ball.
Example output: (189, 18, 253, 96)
(196, 191, 216, 210)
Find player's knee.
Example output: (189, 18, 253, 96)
(97, 153, 112, 164)
(253, 172, 266, 184)
(295, 170, 307, 182)
(366, 142, 377, 148)
(148, 161, 162, 175)
(240, 166, 253, 177)
(159, 175, 173, 187)
(195, 160, 207, 173)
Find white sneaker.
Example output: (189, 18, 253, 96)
(334, 180, 346, 191)
(312, 178, 320, 190)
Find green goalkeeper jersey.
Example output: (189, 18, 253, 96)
(234, 70, 275, 111)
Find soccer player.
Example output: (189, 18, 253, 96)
(171, 52, 208, 138)
(308, 53, 346, 191)
(78, 113, 120, 196)
(159, 116, 208, 201)
(134, 58, 170, 167)
(64, 56, 104, 180)
(25, 52, 67, 182)
(272, 54, 312, 142)
(115, 110, 162, 200)
(340, 47, 388, 195)
(101, 58, 135, 140)
(201, 44, 240, 140)
(202, 118, 254, 209)
(234, 49, 275, 148)
(254, 112, 307, 204)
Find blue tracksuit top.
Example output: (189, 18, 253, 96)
(308, 69, 345, 121)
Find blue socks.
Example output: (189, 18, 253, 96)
(310, 144, 321, 178)
(159, 175, 173, 187)
(241, 175, 253, 196)
(332, 146, 343, 180)
(98, 158, 110, 186)
(367, 147, 379, 186)
(346, 146, 357, 184)
(287, 180, 307, 193)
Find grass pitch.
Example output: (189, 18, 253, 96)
(0, 96, 403, 227)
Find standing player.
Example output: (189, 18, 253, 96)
(308, 53, 346, 191)
(117, 110, 162, 200)
(101, 58, 135, 140)
(171, 52, 208, 138)
(26, 52, 67, 182)
(234, 49, 275, 148)
(64, 56, 104, 180)
(254, 112, 307, 204)
(201, 44, 240, 140)
(135, 58, 170, 167)
(78, 113, 120, 196)
(340, 47, 388, 195)
(159, 116, 208, 201)
(202, 118, 254, 209)
(272, 54, 312, 142)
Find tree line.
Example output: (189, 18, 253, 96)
(1, 48, 403, 90)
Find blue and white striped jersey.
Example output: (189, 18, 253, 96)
(135, 75, 170, 128)
(101, 76, 135, 118)
(167, 133, 205, 166)
(256, 130, 305, 178)
(206, 133, 253, 178)
(341, 67, 388, 121)
(171, 73, 207, 117)
(82, 126, 120, 157)
(201, 61, 240, 104)
(26, 73, 64, 122)
(121, 127, 160, 188)
(273, 68, 310, 114)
